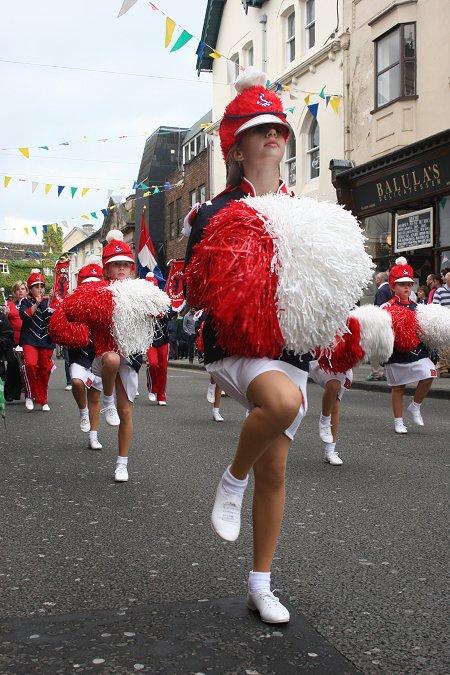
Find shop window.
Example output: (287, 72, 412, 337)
(286, 10, 295, 64)
(375, 23, 416, 109)
(285, 134, 296, 186)
(439, 197, 450, 247)
(199, 184, 206, 203)
(361, 212, 392, 261)
(306, 117, 319, 180)
(305, 0, 315, 51)
(169, 202, 175, 240)
(0, 263, 9, 274)
(176, 198, 182, 236)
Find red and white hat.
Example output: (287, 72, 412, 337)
(219, 67, 291, 161)
(102, 229, 134, 266)
(77, 256, 103, 286)
(389, 256, 414, 288)
(27, 268, 45, 288)
(145, 271, 158, 286)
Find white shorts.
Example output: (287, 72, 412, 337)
(92, 355, 139, 403)
(206, 356, 308, 440)
(69, 362, 103, 391)
(309, 360, 353, 401)
(385, 358, 437, 387)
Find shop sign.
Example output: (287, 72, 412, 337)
(352, 153, 450, 213)
(395, 208, 433, 252)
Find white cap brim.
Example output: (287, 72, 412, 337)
(81, 277, 102, 284)
(105, 255, 134, 264)
(394, 276, 414, 283)
(234, 114, 291, 137)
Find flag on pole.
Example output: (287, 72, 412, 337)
(137, 208, 157, 278)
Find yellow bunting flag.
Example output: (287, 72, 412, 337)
(81, 188, 90, 197)
(209, 51, 221, 59)
(330, 96, 341, 114)
(82, 215, 90, 220)
(304, 94, 311, 106)
(165, 17, 176, 48)
(51, 223, 58, 231)
(4, 176, 12, 188)
(45, 184, 53, 194)
(18, 147, 30, 158)
(24, 227, 29, 235)
(143, 191, 151, 197)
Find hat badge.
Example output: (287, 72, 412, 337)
(257, 92, 273, 108)
(403, 268, 408, 275)
(115, 245, 123, 252)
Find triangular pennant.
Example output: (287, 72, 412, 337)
(274, 82, 282, 93)
(196, 41, 206, 59)
(71, 187, 78, 198)
(209, 51, 221, 59)
(39, 146, 49, 150)
(32, 226, 37, 235)
(4, 176, 12, 188)
(170, 29, 193, 52)
(165, 17, 176, 48)
(140, 182, 149, 189)
(285, 107, 295, 113)
(57, 185, 65, 197)
(149, 2, 158, 9)
(133, 181, 139, 189)
(45, 184, 52, 194)
(101, 209, 107, 217)
(153, 186, 160, 194)
(117, 0, 139, 16)
(51, 223, 58, 232)
(325, 95, 331, 107)
(32, 181, 39, 193)
(82, 215, 90, 220)
(18, 147, 30, 158)
(304, 94, 311, 106)
(90, 212, 98, 219)
(282, 85, 290, 91)
(143, 191, 151, 197)
(24, 227, 29, 235)
(330, 96, 341, 114)
(42, 225, 48, 233)
(307, 103, 319, 119)
(61, 221, 68, 229)
(107, 190, 114, 198)
(319, 86, 326, 100)
(81, 188, 89, 197)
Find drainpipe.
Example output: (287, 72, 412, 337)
(341, 29, 351, 160)
(259, 14, 267, 72)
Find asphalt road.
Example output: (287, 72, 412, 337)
(0, 363, 447, 674)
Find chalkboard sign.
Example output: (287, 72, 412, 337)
(395, 208, 433, 252)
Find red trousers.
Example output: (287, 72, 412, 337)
(22, 345, 53, 405)
(146, 344, 169, 401)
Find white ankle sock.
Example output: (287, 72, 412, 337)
(89, 430, 98, 442)
(410, 400, 421, 411)
(320, 414, 331, 426)
(116, 456, 128, 465)
(394, 417, 404, 425)
(248, 570, 271, 594)
(221, 466, 248, 496)
(79, 407, 88, 417)
(325, 442, 336, 453)
(103, 394, 115, 407)
(213, 407, 220, 414)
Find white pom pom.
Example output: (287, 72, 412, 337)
(235, 66, 267, 93)
(395, 256, 407, 265)
(106, 229, 123, 243)
(351, 305, 394, 364)
(244, 194, 374, 353)
(30, 268, 41, 274)
(416, 304, 450, 351)
(145, 272, 155, 278)
(85, 255, 101, 266)
(109, 278, 170, 357)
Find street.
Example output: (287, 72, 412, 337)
(0, 363, 447, 675)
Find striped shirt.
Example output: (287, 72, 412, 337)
(432, 284, 450, 307)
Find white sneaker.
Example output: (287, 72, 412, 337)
(319, 420, 333, 443)
(79, 415, 90, 433)
(89, 438, 103, 450)
(25, 398, 34, 411)
(395, 421, 408, 434)
(211, 481, 243, 542)
(158, 400, 167, 406)
(325, 449, 343, 466)
(247, 590, 290, 624)
(207, 384, 215, 403)
(102, 406, 120, 426)
(407, 402, 424, 426)
(213, 410, 224, 422)
(135, 391, 140, 397)
(65, 384, 72, 391)
(41, 404, 50, 412)
(115, 463, 128, 482)
(148, 393, 157, 402)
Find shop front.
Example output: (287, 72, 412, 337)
(332, 129, 450, 296)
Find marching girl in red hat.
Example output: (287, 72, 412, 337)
(19, 270, 55, 411)
(184, 68, 373, 624)
(382, 257, 436, 433)
(145, 272, 170, 406)
(50, 257, 105, 450)
(63, 231, 169, 482)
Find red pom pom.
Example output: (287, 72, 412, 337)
(318, 316, 364, 373)
(184, 200, 284, 358)
(64, 281, 113, 327)
(49, 305, 90, 349)
(386, 303, 420, 352)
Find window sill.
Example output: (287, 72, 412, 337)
(371, 95, 418, 114)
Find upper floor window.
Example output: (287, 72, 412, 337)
(199, 184, 206, 203)
(231, 53, 240, 82)
(286, 11, 295, 64)
(169, 202, 175, 240)
(305, 0, 315, 50)
(0, 263, 9, 274)
(285, 134, 296, 187)
(189, 189, 197, 208)
(375, 23, 416, 109)
(306, 118, 319, 180)
(243, 42, 254, 67)
(176, 198, 182, 236)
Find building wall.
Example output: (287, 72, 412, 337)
(62, 228, 86, 253)
(208, 0, 345, 200)
(344, 0, 450, 164)
(68, 234, 103, 291)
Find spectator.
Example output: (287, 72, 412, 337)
(177, 311, 188, 359)
(183, 306, 197, 364)
(366, 271, 392, 381)
(4, 280, 27, 402)
(432, 271, 450, 377)
(416, 285, 428, 304)
(426, 274, 442, 304)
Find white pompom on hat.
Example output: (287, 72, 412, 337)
(102, 229, 134, 266)
(395, 256, 408, 265)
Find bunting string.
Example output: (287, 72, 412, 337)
(1, 174, 175, 196)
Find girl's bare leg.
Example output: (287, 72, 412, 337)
(116, 375, 133, 457)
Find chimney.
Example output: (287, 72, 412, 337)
(82, 224, 93, 236)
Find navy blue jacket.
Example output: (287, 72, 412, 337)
(385, 299, 432, 365)
(374, 283, 393, 306)
(19, 298, 55, 349)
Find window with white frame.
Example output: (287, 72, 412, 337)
(190, 138, 196, 159)
(0, 263, 9, 274)
(306, 117, 320, 179)
(284, 134, 296, 187)
(231, 54, 240, 81)
(199, 184, 206, 203)
(43, 267, 52, 276)
(286, 11, 295, 63)
(244, 42, 254, 67)
(305, 0, 315, 51)
(183, 145, 189, 164)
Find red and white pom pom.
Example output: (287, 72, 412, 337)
(106, 229, 123, 243)
(385, 303, 420, 352)
(415, 303, 450, 351)
(318, 316, 364, 373)
(49, 305, 90, 349)
(351, 305, 394, 364)
(64, 281, 113, 328)
(109, 278, 171, 357)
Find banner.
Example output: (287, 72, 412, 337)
(165, 259, 185, 311)
(49, 257, 70, 308)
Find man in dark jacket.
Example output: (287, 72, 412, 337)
(367, 272, 393, 381)
(0, 309, 14, 382)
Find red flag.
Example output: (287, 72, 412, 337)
(137, 209, 157, 276)
(166, 259, 185, 311)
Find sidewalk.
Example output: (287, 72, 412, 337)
(168, 359, 450, 400)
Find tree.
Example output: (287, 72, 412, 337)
(42, 225, 63, 254)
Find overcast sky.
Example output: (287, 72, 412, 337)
(0, 0, 213, 245)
